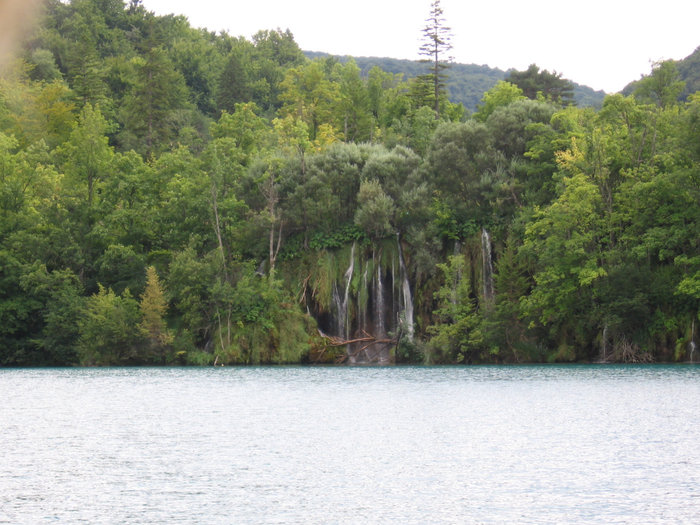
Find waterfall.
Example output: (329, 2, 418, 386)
(392, 258, 397, 332)
(397, 235, 414, 341)
(332, 284, 343, 337)
(341, 243, 355, 340)
(601, 323, 608, 362)
(360, 265, 369, 334)
(333, 243, 355, 340)
(375, 258, 385, 337)
(690, 318, 696, 364)
(690, 341, 696, 364)
(481, 228, 495, 303)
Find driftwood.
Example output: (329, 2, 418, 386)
(316, 329, 396, 364)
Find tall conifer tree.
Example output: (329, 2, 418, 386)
(418, 0, 453, 119)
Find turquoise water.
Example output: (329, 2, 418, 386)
(1, 366, 699, 523)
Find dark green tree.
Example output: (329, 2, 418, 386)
(118, 45, 190, 156)
(506, 64, 575, 106)
(216, 39, 256, 113)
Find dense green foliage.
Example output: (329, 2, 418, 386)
(623, 46, 700, 102)
(505, 64, 575, 106)
(0, 0, 698, 366)
(306, 52, 606, 112)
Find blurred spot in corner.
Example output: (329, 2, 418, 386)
(0, 0, 43, 71)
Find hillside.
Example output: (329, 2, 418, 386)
(678, 46, 700, 98)
(305, 51, 606, 111)
(622, 46, 700, 100)
(1, 0, 697, 367)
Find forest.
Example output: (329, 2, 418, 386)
(0, 0, 698, 366)
(305, 51, 607, 111)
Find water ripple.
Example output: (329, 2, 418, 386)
(1, 365, 699, 523)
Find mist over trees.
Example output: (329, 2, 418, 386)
(0, 0, 698, 366)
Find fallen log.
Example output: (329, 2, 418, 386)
(315, 329, 397, 363)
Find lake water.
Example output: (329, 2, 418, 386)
(1, 365, 699, 524)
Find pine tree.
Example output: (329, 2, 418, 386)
(418, 0, 453, 119)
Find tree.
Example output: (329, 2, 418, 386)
(78, 285, 141, 365)
(0, 62, 76, 149)
(19, 265, 84, 365)
(250, 29, 306, 111)
(118, 45, 190, 156)
(633, 60, 685, 108)
(354, 179, 395, 240)
(139, 265, 173, 362)
(520, 172, 607, 360)
(216, 39, 255, 113)
(482, 232, 533, 362)
(333, 60, 374, 142)
(278, 60, 340, 141)
(60, 103, 113, 207)
(425, 120, 494, 234)
(506, 64, 575, 106)
(168, 25, 224, 117)
(426, 254, 483, 363)
(481, 99, 558, 220)
(474, 80, 526, 122)
(418, 0, 453, 119)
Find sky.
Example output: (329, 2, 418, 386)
(141, 0, 700, 93)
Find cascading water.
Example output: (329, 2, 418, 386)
(600, 323, 609, 363)
(375, 259, 385, 337)
(314, 240, 415, 364)
(690, 340, 696, 364)
(397, 235, 414, 341)
(341, 243, 355, 340)
(360, 265, 369, 337)
(332, 284, 343, 337)
(331, 243, 355, 340)
(690, 318, 696, 364)
(481, 228, 495, 303)
(392, 259, 397, 324)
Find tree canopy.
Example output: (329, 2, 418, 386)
(0, 0, 697, 366)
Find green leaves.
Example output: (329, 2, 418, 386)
(505, 64, 575, 106)
(474, 81, 525, 122)
(354, 179, 395, 240)
(78, 285, 141, 365)
(426, 255, 483, 363)
(1, 0, 698, 366)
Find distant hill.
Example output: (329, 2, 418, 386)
(677, 46, 700, 98)
(622, 46, 700, 100)
(305, 51, 606, 111)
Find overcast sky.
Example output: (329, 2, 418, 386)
(141, 0, 699, 93)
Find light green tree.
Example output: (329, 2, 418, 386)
(278, 60, 340, 141)
(60, 103, 113, 206)
(139, 265, 173, 362)
(474, 80, 526, 122)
